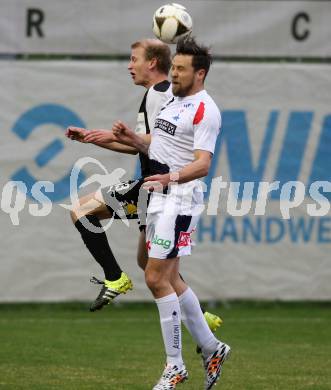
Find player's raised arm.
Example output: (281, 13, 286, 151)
(66, 126, 138, 154)
(83, 129, 117, 144)
(83, 128, 139, 154)
(112, 120, 151, 155)
(65, 126, 89, 142)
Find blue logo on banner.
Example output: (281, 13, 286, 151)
(204, 110, 331, 200)
(11, 103, 86, 201)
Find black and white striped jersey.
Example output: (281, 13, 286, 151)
(134, 80, 172, 177)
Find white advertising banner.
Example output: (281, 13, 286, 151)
(0, 0, 330, 57)
(0, 61, 330, 301)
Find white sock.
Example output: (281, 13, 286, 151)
(179, 287, 219, 357)
(155, 292, 183, 367)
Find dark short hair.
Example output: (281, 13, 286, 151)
(131, 39, 171, 75)
(176, 37, 212, 79)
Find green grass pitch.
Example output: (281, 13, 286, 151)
(0, 302, 330, 389)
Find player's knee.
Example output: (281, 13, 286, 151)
(144, 270, 156, 290)
(145, 269, 163, 292)
(70, 199, 100, 224)
(70, 203, 86, 224)
(70, 208, 78, 224)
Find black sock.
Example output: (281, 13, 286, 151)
(74, 215, 122, 281)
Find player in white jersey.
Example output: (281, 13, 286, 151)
(113, 37, 231, 390)
(146, 90, 221, 259)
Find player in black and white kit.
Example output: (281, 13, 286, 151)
(113, 37, 231, 390)
(66, 39, 173, 310)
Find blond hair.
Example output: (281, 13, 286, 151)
(131, 39, 171, 75)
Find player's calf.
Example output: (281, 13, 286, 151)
(196, 312, 223, 354)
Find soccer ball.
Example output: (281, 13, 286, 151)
(152, 3, 193, 44)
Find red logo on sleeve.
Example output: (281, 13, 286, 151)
(193, 102, 205, 125)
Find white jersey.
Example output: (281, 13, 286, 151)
(149, 89, 221, 173)
(148, 89, 221, 213)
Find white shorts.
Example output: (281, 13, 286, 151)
(146, 188, 203, 259)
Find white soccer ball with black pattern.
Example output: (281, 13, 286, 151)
(152, 3, 193, 44)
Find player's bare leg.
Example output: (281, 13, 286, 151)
(71, 190, 132, 311)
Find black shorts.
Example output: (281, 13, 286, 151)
(101, 179, 147, 231)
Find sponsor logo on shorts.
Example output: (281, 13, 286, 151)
(152, 235, 172, 249)
(155, 118, 177, 136)
(176, 232, 191, 248)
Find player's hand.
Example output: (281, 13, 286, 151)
(83, 130, 117, 144)
(66, 126, 89, 142)
(112, 120, 136, 146)
(143, 174, 171, 192)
